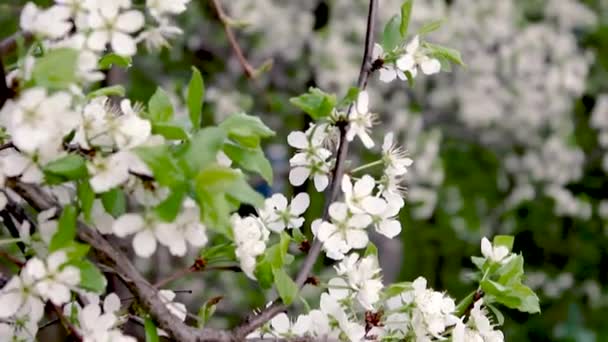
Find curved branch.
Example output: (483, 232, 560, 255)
(9, 181, 233, 342)
(233, 0, 379, 338)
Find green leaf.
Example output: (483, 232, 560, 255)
(181, 127, 227, 174)
(364, 242, 378, 257)
(225, 177, 265, 208)
(154, 188, 186, 222)
(497, 255, 524, 285)
(135, 145, 185, 187)
(32, 48, 78, 89)
(86, 85, 126, 99)
(400, 0, 414, 37)
(49, 205, 77, 252)
(338, 87, 360, 107)
(382, 15, 401, 51)
(98, 53, 132, 70)
(223, 143, 273, 183)
(73, 259, 107, 293)
(196, 165, 241, 192)
(471, 256, 486, 271)
(486, 303, 505, 326)
(187, 66, 204, 130)
(493, 235, 514, 252)
(267, 233, 291, 269)
(254, 260, 274, 289)
(144, 317, 159, 342)
(152, 123, 188, 140)
(481, 279, 540, 313)
(291, 227, 306, 244)
(219, 113, 275, 148)
(290, 88, 336, 120)
(273, 267, 298, 305)
(77, 181, 95, 223)
(147, 87, 174, 123)
(383, 282, 412, 298)
(43, 155, 88, 184)
(197, 296, 222, 328)
(200, 243, 236, 261)
(454, 291, 476, 317)
(101, 188, 126, 218)
(424, 42, 465, 66)
(62, 241, 91, 260)
(418, 19, 444, 35)
(404, 70, 415, 87)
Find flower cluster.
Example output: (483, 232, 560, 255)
(287, 123, 333, 191)
(373, 35, 441, 84)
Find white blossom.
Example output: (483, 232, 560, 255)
(480, 237, 510, 264)
(396, 36, 442, 77)
(20, 3, 72, 39)
(382, 132, 413, 176)
(287, 124, 332, 191)
(155, 199, 208, 256)
(87, 6, 145, 56)
(346, 90, 375, 149)
(330, 253, 383, 310)
(314, 202, 371, 260)
(453, 299, 505, 342)
(232, 215, 269, 279)
(24, 251, 80, 306)
(112, 213, 171, 258)
(258, 193, 310, 232)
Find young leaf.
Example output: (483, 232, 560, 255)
(148, 87, 174, 123)
(254, 260, 274, 289)
(86, 85, 126, 99)
(98, 53, 132, 70)
(225, 177, 265, 208)
(152, 123, 188, 140)
(197, 296, 222, 328)
(219, 113, 275, 148)
(72, 259, 107, 293)
(493, 235, 514, 252)
(338, 87, 360, 107)
(181, 127, 227, 174)
(49, 205, 78, 252)
(77, 181, 95, 223)
(223, 143, 273, 184)
(43, 155, 88, 184)
(154, 187, 186, 222)
(418, 19, 444, 35)
(187, 66, 205, 130)
(424, 42, 465, 66)
(31, 48, 78, 89)
(272, 267, 298, 305)
(196, 165, 241, 192)
(135, 145, 185, 187)
(364, 242, 378, 257)
(290, 88, 336, 120)
(400, 0, 414, 37)
(101, 188, 127, 218)
(144, 317, 160, 342)
(382, 15, 401, 51)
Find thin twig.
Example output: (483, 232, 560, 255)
(53, 304, 83, 341)
(232, 0, 379, 338)
(209, 0, 257, 78)
(0, 249, 25, 267)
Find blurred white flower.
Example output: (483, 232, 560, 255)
(346, 90, 375, 149)
(259, 193, 310, 232)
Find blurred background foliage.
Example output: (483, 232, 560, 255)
(2, 0, 608, 340)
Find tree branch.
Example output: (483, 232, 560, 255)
(209, 0, 257, 79)
(233, 0, 379, 338)
(9, 181, 234, 342)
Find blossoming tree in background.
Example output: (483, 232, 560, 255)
(0, 0, 541, 341)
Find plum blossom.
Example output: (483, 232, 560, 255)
(112, 213, 172, 258)
(370, 193, 403, 239)
(87, 5, 145, 56)
(24, 251, 80, 306)
(346, 90, 375, 149)
(232, 215, 269, 279)
(310, 293, 366, 341)
(330, 253, 383, 310)
(20, 2, 72, 39)
(287, 124, 332, 191)
(382, 133, 413, 176)
(314, 202, 371, 260)
(396, 36, 442, 77)
(69, 293, 136, 342)
(481, 237, 511, 264)
(267, 313, 311, 338)
(146, 0, 191, 18)
(155, 199, 208, 256)
(88, 152, 131, 193)
(258, 193, 310, 232)
(453, 299, 505, 342)
(372, 44, 407, 83)
(341, 175, 384, 215)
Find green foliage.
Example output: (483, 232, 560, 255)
(144, 317, 160, 342)
(43, 155, 88, 184)
(147, 87, 174, 123)
(154, 187, 186, 222)
(219, 112, 275, 148)
(181, 127, 226, 174)
(77, 181, 95, 222)
(135, 145, 186, 187)
(49, 205, 77, 252)
(223, 143, 273, 183)
(72, 259, 107, 294)
(151, 123, 188, 140)
(273, 267, 298, 305)
(98, 53, 132, 70)
(400, 0, 414, 37)
(418, 19, 444, 35)
(31, 48, 78, 89)
(290, 88, 336, 120)
(87, 85, 126, 99)
(101, 188, 127, 218)
(187, 66, 205, 129)
(382, 15, 402, 51)
(424, 42, 465, 66)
